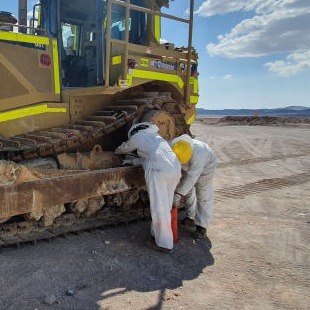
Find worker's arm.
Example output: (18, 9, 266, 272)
(115, 136, 138, 154)
(176, 155, 205, 196)
(122, 157, 142, 166)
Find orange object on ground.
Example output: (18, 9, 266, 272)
(171, 207, 178, 242)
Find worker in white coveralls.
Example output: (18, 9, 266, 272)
(115, 122, 181, 253)
(170, 134, 216, 239)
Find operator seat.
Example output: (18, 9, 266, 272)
(84, 45, 97, 86)
(65, 35, 75, 56)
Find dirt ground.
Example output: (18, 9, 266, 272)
(0, 120, 309, 310)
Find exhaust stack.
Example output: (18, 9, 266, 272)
(18, 0, 27, 33)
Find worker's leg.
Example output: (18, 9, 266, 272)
(146, 170, 178, 250)
(167, 170, 181, 208)
(183, 187, 197, 220)
(194, 162, 216, 229)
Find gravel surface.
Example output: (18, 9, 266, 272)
(0, 121, 309, 310)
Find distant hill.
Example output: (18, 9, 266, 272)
(197, 106, 310, 117)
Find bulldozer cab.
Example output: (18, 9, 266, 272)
(39, 0, 104, 88)
(39, 0, 153, 88)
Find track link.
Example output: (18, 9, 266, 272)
(0, 101, 148, 161)
(1, 92, 190, 161)
(0, 203, 151, 249)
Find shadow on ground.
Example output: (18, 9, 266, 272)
(0, 214, 214, 310)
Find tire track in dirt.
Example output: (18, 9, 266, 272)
(215, 172, 310, 202)
(209, 128, 310, 168)
(209, 130, 310, 201)
(217, 153, 309, 168)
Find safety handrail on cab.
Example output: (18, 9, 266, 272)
(105, 0, 195, 105)
(0, 22, 48, 36)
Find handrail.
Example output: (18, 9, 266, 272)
(185, 0, 195, 107)
(105, 0, 112, 87)
(123, 0, 130, 81)
(105, 0, 195, 99)
(0, 22, 47, 36)
(112, 0, 190, 24)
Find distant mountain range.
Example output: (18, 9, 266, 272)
(197, 106, 310, 117)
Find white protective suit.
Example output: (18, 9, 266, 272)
(175, 136, 216, 229)
(115, 123, 181, 250)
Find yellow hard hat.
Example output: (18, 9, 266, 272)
(172, 140, 193, 164)
(170, 134, 194, 164)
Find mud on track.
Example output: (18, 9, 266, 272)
(0, 122, 309, 310)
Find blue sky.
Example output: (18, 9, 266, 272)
(162, 0, 310, 110)
(1, 0, 310, 110)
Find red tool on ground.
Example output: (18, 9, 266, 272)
(171, 206, 178, 242)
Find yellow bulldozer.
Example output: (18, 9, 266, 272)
(0, 0, 199, 247)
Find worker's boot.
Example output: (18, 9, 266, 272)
(180, 217, 195, 227)
(146, 238, 173, 254)
(194, 225, 207, 239)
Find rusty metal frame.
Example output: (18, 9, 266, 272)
(0, 166, 145, 220)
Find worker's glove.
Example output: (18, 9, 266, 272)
(122, 159, 133, 166)
(173, 193, 182, 208)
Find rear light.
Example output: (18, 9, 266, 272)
(40, 54, 51, 67)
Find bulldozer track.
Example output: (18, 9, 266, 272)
(0, 100, 148, 162)
(0, 92, 188, 162)
(4, 171, 307, 249)
(0, 203, 151, 249)
(215, 172, 310, 202)
(0, 91, 190, 250)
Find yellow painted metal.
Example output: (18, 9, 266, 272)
(127, 74, 133, 86)
(190, 95, 199, 104)
(0, 52, 35, 94)
(154, 15, 161, 43)
(119, 73, 133, 87)
(112, 55, 122, 65)
(128, 69, 184, 89)
(72, 25, 78, 50)
(0, 31, 49, 45)
(0, 104, 66, 123)
(52, 39, 61, 95)
(0, 41, 57, 110)
(186, 111, 196, 124)
(140, 58, 149, 67)
(189, 77, 199, 94)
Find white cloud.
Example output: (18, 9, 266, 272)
(196, 0, 308, 16)
(195, 0, 261, 16)
(265, 51, 310, 76)
(223, 74, 234, 80)
(199, 0, 310, 76)
(27, 1, 39, 17)
(27, 10, 34, 18)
